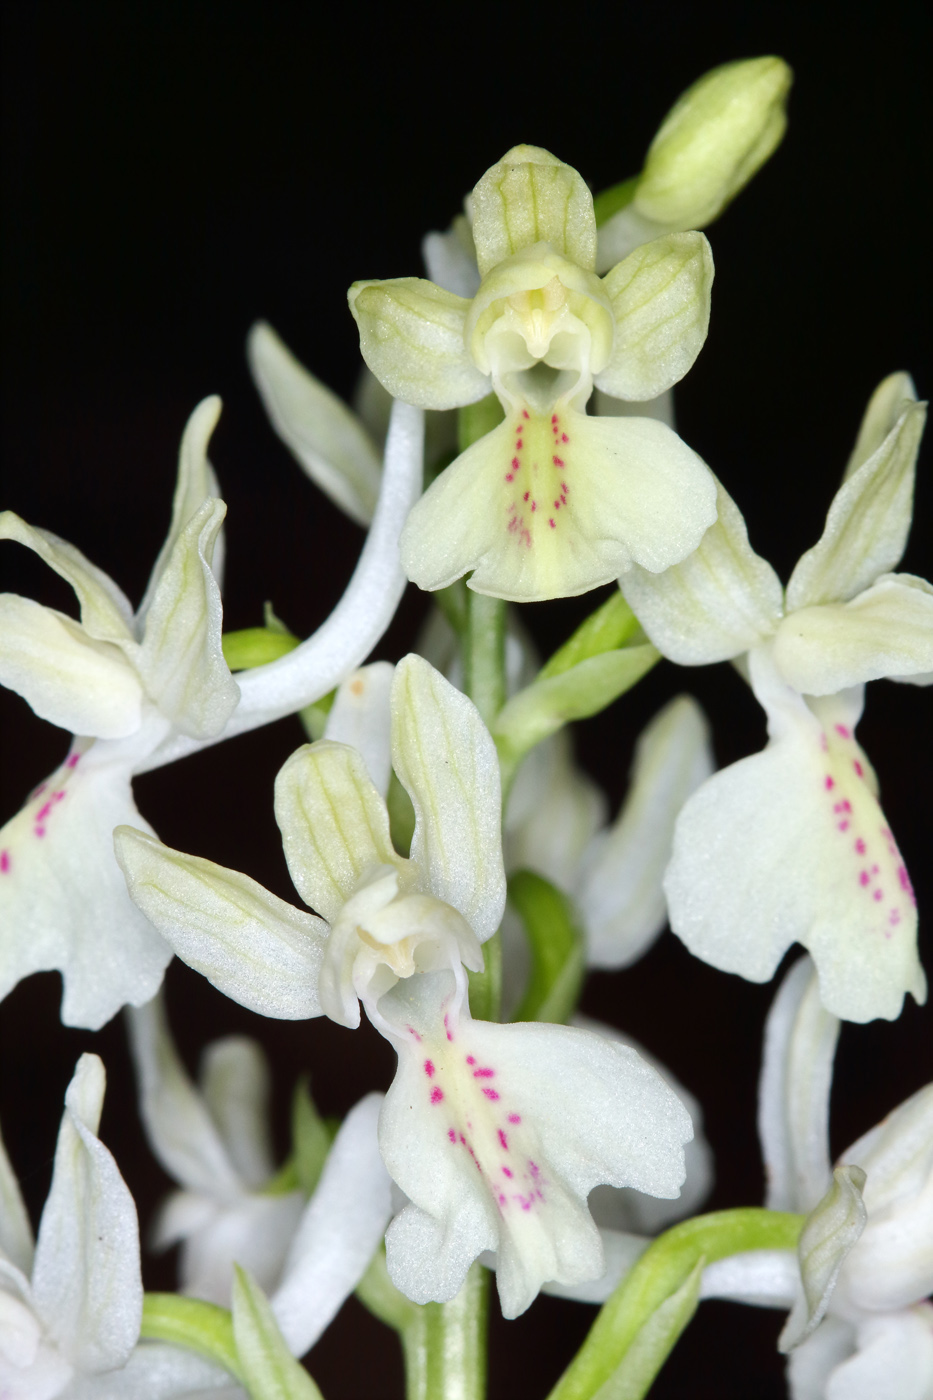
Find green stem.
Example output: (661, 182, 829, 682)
(547, 1209, 804, 1400)
(401, 1263, 490, 1400)
(464, 591, 506, 728)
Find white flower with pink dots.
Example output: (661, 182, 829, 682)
(620, 372, 932, 1021)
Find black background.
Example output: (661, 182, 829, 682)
(1, 3, 930, 1397)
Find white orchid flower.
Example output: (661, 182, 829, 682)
(701, 956, 933, 1399)
(125, 994, 306, 1306)
(0, 1053, 143, 1399)
(350, 144, 718, 602)
(621, 373, 931, 1022)
(114, 654, 693, 1319)
(0, 395, 424, 1029)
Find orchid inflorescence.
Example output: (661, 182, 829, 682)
(1, 55, 930, 1400)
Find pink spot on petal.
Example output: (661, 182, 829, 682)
(508, 1113, 521, 1124)
(498, 1129, 509, 1150)
(502, 1165, 513, 1178)
(511, 457, 520, 469)
(551, 414, 558, 423)
(838, 821, 850, 832)
(444, 1015, 453, 1043)
(66, 754, 80, 768)
(482, 1087, 500, 1101)
(498, 1193, 507, 1205)
(36, 803, 52, 821)
(0, 851, 9, 873)
(549, 518, 555, 528)
(522, 409, 530, 419)
(824, 776, 835, 790)
(473, 1067, 495, 1078)
(448, 1129, 456, 1142)
(855, 838, 866, 855)
(853, 760, 864, 778)
(466, 1055, 476, 1065)
(834, 724, 851, 738)
(424, 1060, 435, 1078)
(35, 827, 46, 838)
(505, 473, 514, 482)
(523, 491, 529, 501)
(561, 432, 569, 442)
(552, 456, 564, 467)
(873, 889, 883, 902)
(430, 1087, 444, 1104)
(889, 909, 902, 926)
(860, 871, 870, 886)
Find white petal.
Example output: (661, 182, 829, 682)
(402, 403, 717, 602)
(114, 828, 326, 1020)
(621, 475, 783, 663)
(665, 647, 927, 1022)
(179, 1192, 305, 1308)
(138, 397, 226, 622)
(272, 1094, 392, 1357)
(0, 595, 143, 738)
(471, 145, 597, 277)
(758, 956, 840, 1213)
(64, 1341, 237, 1400)
(144, 400, 424, 765)
(699, 1248, 799, 1307)
(826, 1307, 933, 1400)
(0, 1122, 34, 1276)
(0, 510, 134, 642)
(421, 219, 481, 299)
(774, 573, 933, 694)
(31, 1054, 142, 1372)
(787, 1317, 857, 1400)
(200, 1038, 276, 1190)
(505, 729, 607, 893)
(137, 498, 240, 740)
(779, 1166, 867, 1352)
(578, 695, 713, 969)
(348, 278, 488, 409)
(596, 233, 713, 401)
(541, 1230, 648, 1302)
(273, 741, 397, 924)
(843, 372, 918, 481)
(838, 1083, 933, 1311)
(392, 655, 505, 941)
(786, 390, 925, 609)
(380, 975, 692, 1318)
(323, 662, 394, 798)
(248, 323, 381, 527)
(0, 744, 173, 1030)
(125, 996, 243, 1198)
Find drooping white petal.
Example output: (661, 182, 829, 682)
(125, 996, 244, 1198)
(758, 957, 840, 1214)
(177, 1192, 305, 1308)
(247, 323, 382, 527)
(824, 1307, 933, 1400)
(348, 278, 488, 410)
(505, 728, 607, 893)
(0, 1124, 34, 1276)
(200, 1038, 276, 1191)
(596, 233, 713, 401)
(786, 390, 925, 610)
(401, 401, 717, 602)
(621, 476, 783, 663)
(837, 1083, 933, 1312)
(0, 741, 173, 1029)
(392, 655, 505, 941)
(471, 145, 598, 277)
(0, 595, 144, 738)
(136, 497, 240, 740)
(31, 1054, 142, 1373)
(379, 972, 692, 1318)
(0, 510, 135, 642)
(774, 573, 933, 694)
(578, 695, 713, 969)
(143, 400, 424, 768)
(699, 1249, 799, 1307)
(665, 648, 926, 1022)
(421, 218, 481, 299)
(322, 662, 394, 798)
(272, 1094, 392, 1358)
(114, 828, 326, 1019)
(137, 397, 225, 623)
(779, 1166, 867, 1352)
(843, 372, 918, 482)
(273, 741, 398, 924)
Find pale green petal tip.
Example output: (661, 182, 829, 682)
(471, 144, 597, 277)
(636, 56, 793, 228)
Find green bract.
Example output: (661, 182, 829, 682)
(349, 145, 718, 603)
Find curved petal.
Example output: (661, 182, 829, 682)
(758, 957, 840, 1214)
(843, 372, 918, 482)
(786, 390, 925, 610)
(774, 574, 933, 694)
(665, 648, 927, 1022)
(392, 655, 505, 941)
(32, 1054, 142, 1373)
(596, 233, 713, 400)
(540, 1230, 649, 1303)
(248, 323, 381, 527)
(699, 1248, 799, 1307)
(0, 743, 173, 1029)
(64, 1341, 238, 1399)
(143, 401, 424, 771)
(138, 396, 225, 622)
(273, 741, 397, 923)
(401, 403, 716, 602)
(322, 662, 394, 799)
(137, 498, 240, 740)
(578, 695, 713, 969)
(621, 475, 783, 664)
(422, 218, 481, 299)
(471, 145, 597, 277)
(779, 1166, 867, 1352)
(380, 973, 692, 1318)
(0, 510, 134, 642)
(179, 1192, 305, 1307)
(505, 728, 607, 893)
(0, 595, 143, 738)
(272, 1094, 392, 1358)
(114, 828, 326, 1020)
(200, 1038, 276, 1190)
(348, 278, 487, 410)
